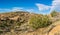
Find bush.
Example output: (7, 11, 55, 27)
(0, 30, 3, 33)
(51, 11, 58, 17)
(29, 15, 52, 29)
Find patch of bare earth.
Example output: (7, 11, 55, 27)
(49, 21, 60, 35)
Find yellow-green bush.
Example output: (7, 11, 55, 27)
(29, 15, 52, 29)
(51, 11, 58, 17)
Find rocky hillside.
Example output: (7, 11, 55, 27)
(0, 11, 43, 35)
(0, 11, 60, 35)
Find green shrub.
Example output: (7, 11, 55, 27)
(0, 30, 3, 33)
(29, 15, 52, 29)
(51, 11, 58, 17)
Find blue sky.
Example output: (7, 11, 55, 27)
(0, 0, 60, 14)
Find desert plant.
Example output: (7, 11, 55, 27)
(29, 15, 52, 29)
(0, 30, 3, 33)
(51, 11, 58, 17)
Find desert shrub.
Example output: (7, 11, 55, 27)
(16, 22, 21, 26)
(29, 15, 52, 29)
(0, 30, 3, 33)
(0, 21, 7, 28)
(51, 11, 58, 17)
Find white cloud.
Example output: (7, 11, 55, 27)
(0, 7, 24, 12)
(36, 0, 60, 14)
(36, 3, 51, 11)
(26, 9, 34, 13)
(0, 7, 35, 13)
(11, 7, 23, 11)
(50, 0, 60, 12)
(0, 8, 11, 12)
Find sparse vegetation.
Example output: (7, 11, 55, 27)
(29, 15, 52, 29)
(0, 11, 30, 34)
(51, 11, 58, 17)
(0, 11, 60, 35)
